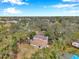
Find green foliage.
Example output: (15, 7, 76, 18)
(29, 32, 36, 39)
(0, 17, 79, 59)
(31, 47, 61, 59)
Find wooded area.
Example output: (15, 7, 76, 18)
(0, 16, 79, 59)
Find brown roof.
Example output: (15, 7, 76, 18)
(33, 35, 48, 40)
(31, 34, 48, 47)
(31, 39, 48, 47)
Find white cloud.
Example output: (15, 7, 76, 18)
(3, 7, 22, 14)
(62, 0, 79, 2)
(60, 10, 79, 16)
(2, 0, 29, 5)
(51, 4, 78, 8)
(69, 10, 79, 13)
(44, 4, 78, 9)
(63, 0, 71, 2)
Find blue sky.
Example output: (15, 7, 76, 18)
(0, 0, 79, 16)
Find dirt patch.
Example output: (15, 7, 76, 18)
(17, 43, 38, 59)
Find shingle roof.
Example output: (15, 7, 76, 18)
(33, 35, 48, 40)
(31, 39, 48, 47)
(31, 34, 48, 47)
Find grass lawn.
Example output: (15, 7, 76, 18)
(65, 45, 79, 55)
(16, 42, 79, 59)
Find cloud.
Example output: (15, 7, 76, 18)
(61, 10, 79, 15)
(3, 7, 22, 14)
(44, 4, 78, 8)
(1, 0, 29, 5)
(69, 10, 79, 13)
(62, 0, 79, 2)
(51, 4, 78, 8)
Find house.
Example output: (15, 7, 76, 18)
(30, 32, 48, 48)
(72, 41, 79, 48)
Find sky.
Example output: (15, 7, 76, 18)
(0, 0, 79, 16)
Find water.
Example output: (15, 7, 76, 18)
(71, 55, 79, 59)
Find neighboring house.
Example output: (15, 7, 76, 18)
(30, 32, 48, 48)
(72, 41, 79, 48)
